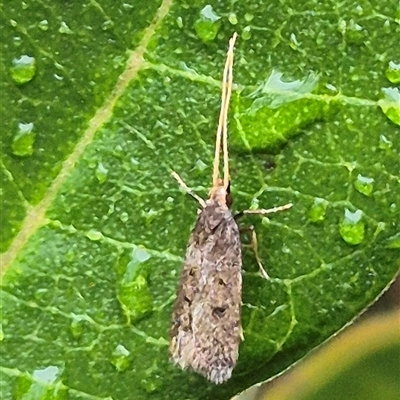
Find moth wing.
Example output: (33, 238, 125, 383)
(170, 204, 243, 384)
(169, 234, 201, 369)
(191, 215, 242, 384)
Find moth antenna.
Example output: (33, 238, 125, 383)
(223, 33, 237, 190)
(213, 32, 238, 188)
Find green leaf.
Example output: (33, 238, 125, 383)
(1, 1, 399, 400)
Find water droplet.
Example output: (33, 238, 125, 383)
(194, 5, 221, 42)
(120, 212, 129, 223)
(242, 26, 252, 41)
(386, 61, 400, 84)
(339, 209, 365, 245)
(10, 55, 36, 85)
(355, 5, 364, 15)
(378, 134, 393, 150)
(228, 13, 238, 25)
(345, 19, 365, 44)
(289, 33, 300, 50)
(244, 13, 254, 22)
(102, 20, 114, 31)
(122, 3, 134, 10)
(387, 233, 400, 249)
(176, 16, 183, 29)
(308, 198, 327, 222)
(111, 344, 131, 371)
(70, 316, 84, 339)
(194, 159, 207, 172)
(354, 174, 374, 196)
(378, 87, 400, 126)
(95, 162, 109, 183)
(117, 247, 153, 323)
(38, 19, 49, 31)
(326, 83, 338, 92)
(32, 366, 60, 383)
(12, 122, 35, 156)
(248, 70, 319, 112)
(85, 230, 103, 241)
(59, 21, 73, 34)
(134, 247, 151, 264)
(13, 36, 22, 47)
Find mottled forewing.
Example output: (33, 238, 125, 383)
(170, 201, 242, 384)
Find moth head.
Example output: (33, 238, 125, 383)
(209, 179, 233, 208)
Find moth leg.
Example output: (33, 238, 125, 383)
(234, 202, 293, 219)
(171, 171, 206, 208)
(240, 225, 270, 280)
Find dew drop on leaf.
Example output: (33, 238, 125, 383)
(387, 233, 400, 249)
(176, 16, 183, 29)
(378, 87, 400, 126)
(386, 61, 400, 84)
(228, 13, 238, 25)
(85, 229, 103, 241)
(242, 26, 252, 41)
(12, 122, 35, 157)
(102, 20, 114, 31)
(354, 174, 374, 196)
(194, 158, 207, 172)
(345, 19, 366, 44)
(122, 3, 133, 10)
(117, 247, 153, 323)
(95, 162, 109, 183)
(70, 315, 84, 339)
(133, 247, 151, 264)
(10, 55, 36, 85)
(38, 19, 49, 31)
(194, 5, 221, 43)
(32, 365, 60, 383)
(244, 13, 254, 22)
(339, 209, 365, 245)
(308, 198, 327, 222)
(120, 212, 129, 223)
(378, 134, 393, 150)
(248, 70, 319, 111)
(111, 344, 131, 371)
(289, 33, 300, 50)
(59, 21, 73, 34)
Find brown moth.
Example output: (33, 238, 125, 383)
(170, 33, 292, 384)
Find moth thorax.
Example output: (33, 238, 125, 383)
(208, 184, 228, 207)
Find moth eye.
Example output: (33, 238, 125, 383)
(212, 306, 227, 318)
(218, 278, 226, 286)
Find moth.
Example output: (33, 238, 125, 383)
(170, 33, 292, 384)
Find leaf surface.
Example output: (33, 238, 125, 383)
(1, 1, 399, 399)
